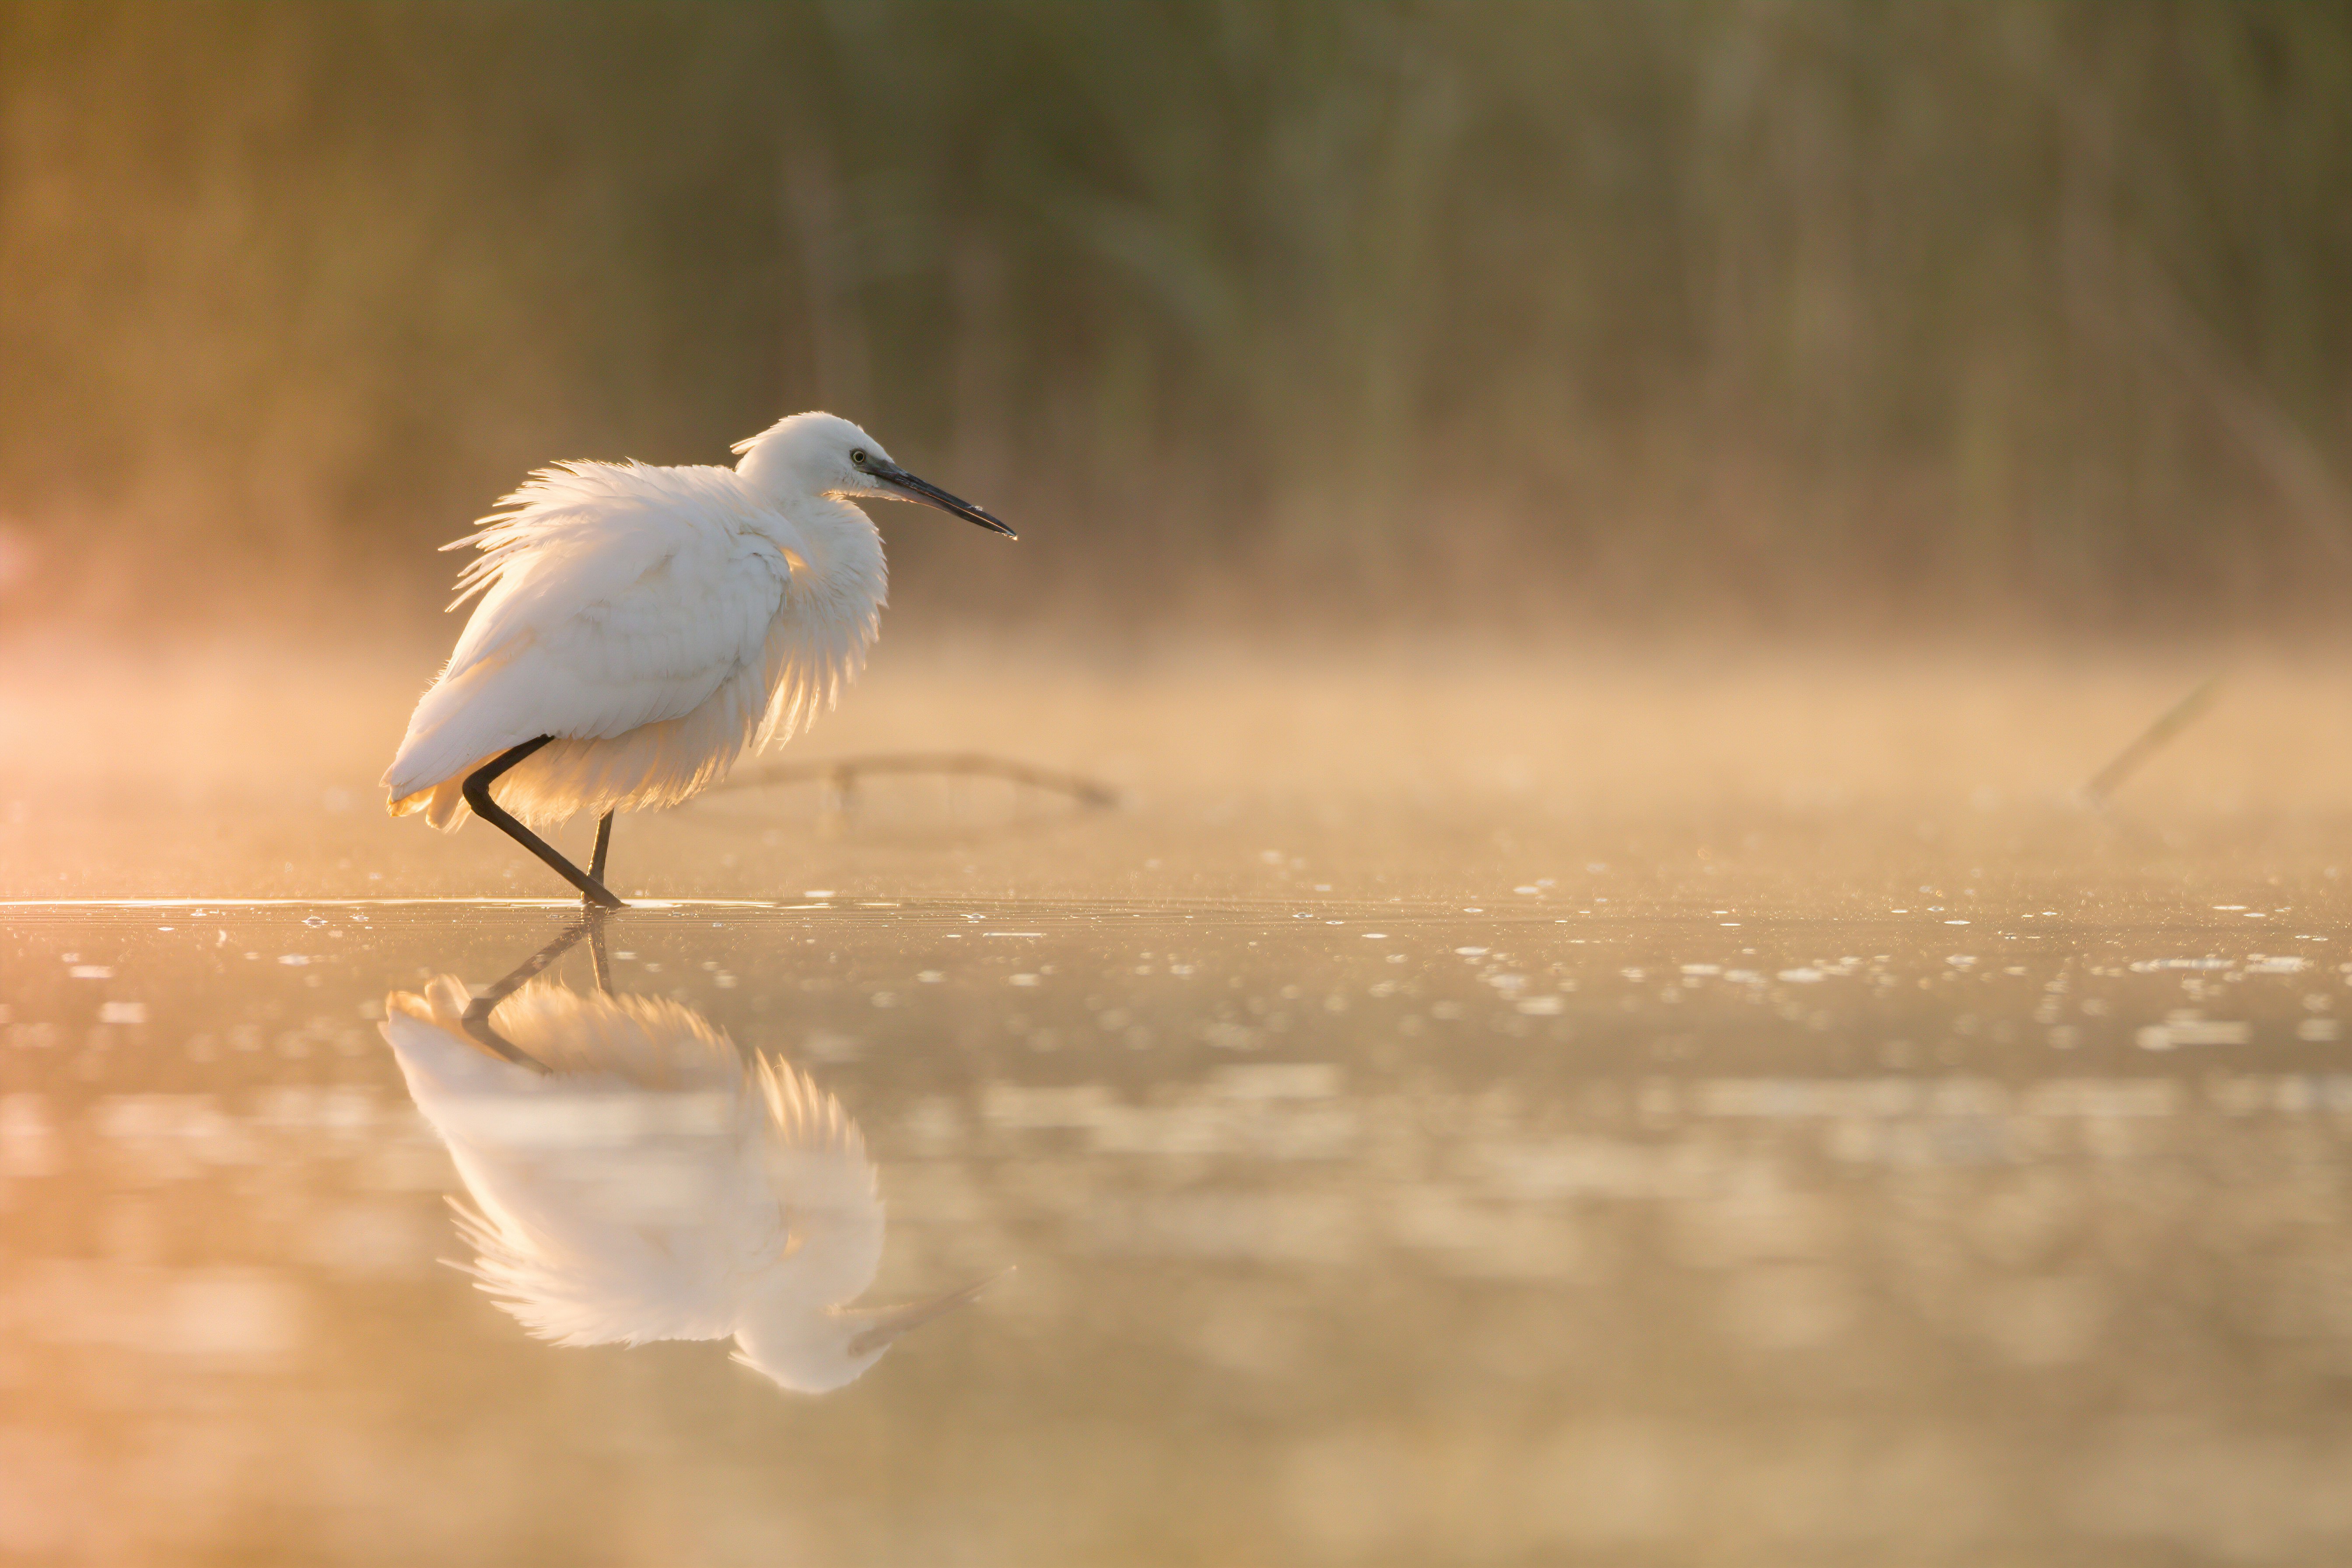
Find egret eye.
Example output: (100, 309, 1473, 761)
(850, 449, 868, 469)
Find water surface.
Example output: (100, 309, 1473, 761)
(10, 651, 2352, 1563)
(9, 881, 2352, 1565)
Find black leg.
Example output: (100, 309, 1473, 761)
(460, 911, 608, 1070)
(589, 811, 614, 886)
(462, 738, 625, 909)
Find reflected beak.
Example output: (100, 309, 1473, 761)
(843, 1268, 1014, 1356)
(873, 462, 1018, 538)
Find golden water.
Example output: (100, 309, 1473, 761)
(7, 647, 2352, 1564)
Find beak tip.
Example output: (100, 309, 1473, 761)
(883, 467, 1018, 540)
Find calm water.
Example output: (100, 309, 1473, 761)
(8, 880, 2352, 1564)
(10, 649, 2352, 1562)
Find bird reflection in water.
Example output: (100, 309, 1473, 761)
(377, 916, 1000, 1392)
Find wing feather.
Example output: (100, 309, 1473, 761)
(383, 461, 797, 825)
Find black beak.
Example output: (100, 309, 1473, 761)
(874, 462, 1017, 538)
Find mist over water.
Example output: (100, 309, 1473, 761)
(10, 649, 2352, 1561)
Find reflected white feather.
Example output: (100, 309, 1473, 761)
(382, 413, 889, 830)
(380, 977, 899, 1391)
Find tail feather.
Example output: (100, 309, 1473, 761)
(386, 760, 484, 830)
(381, 679, 767, 833)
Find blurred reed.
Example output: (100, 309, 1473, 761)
(1, 0, 2348, 637)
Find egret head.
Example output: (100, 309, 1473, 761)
(731, 1272, 1007, 1394)
(732, 412, 1015, 537)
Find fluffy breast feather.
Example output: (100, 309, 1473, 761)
(382, 462, 883, 829)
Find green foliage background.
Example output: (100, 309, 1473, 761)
(4, 0, 2350, 634)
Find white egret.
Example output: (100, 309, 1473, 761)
(380, 961, 997, 1392)
(382, 413, 1016, 906)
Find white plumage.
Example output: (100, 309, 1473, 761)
(382, 412, 1012, 846)
(380, 973, 993, 1392)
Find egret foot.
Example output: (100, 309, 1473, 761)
(461, 738, 627, 909)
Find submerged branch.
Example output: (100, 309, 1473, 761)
(700, 753, 1121, 811)
(2081, 672, 2224, 810)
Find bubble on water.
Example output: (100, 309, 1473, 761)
(2137, 1019, 2251, 1050)
(1211, 1063, 1342, 1100)
(1720, 1264, 1854, 1351)
(803, 1031, 862, 1063)
(1975, 1276, 2107, 1366)
(0, 1093, 59, 1176)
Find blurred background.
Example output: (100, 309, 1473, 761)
(5, 0, 2351, 644)
(20, 12, 2352, 1564)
